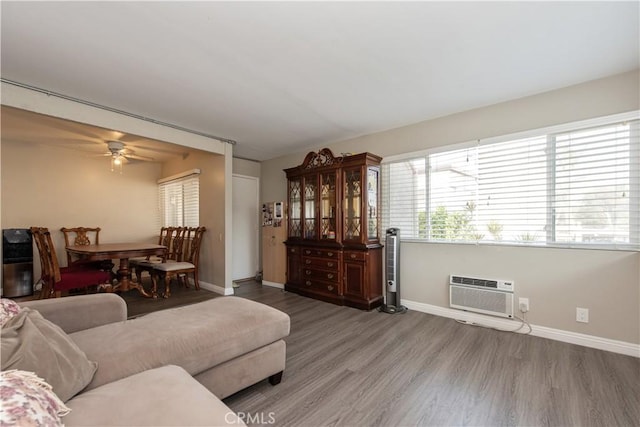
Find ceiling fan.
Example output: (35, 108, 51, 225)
(101, 140, 154, 172)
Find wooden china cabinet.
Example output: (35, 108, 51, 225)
(284, 148, 383, 310)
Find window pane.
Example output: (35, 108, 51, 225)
(429, 147, 479, 241)
(477, 136, 547, 243)
(554, 122, 634, 245)
(183, 179, 200, 227)
(161, 182, 183, 227)
(382, 114, 639, 250)
(159, 175, 199, 227)
(383, 158, 426, 239)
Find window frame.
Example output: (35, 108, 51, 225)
(381, 111, 640, 251)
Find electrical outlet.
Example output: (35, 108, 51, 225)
(576, 307, 589, 323)
(518, 297, 529, 313)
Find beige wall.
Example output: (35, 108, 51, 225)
(261, 70, 640, 344)
(1, 140, 162, 278)
(162, 151, 226, 288)
(1, 139, 231, 290)
(2, 84, 234, 292)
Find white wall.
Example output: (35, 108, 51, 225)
(261, 70, 640, 344)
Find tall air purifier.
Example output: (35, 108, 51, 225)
(380, 227, 407, 314)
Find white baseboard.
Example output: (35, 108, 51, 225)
(402, 299, 640, 358)
(198, 280, 234, 296)
(261, 280, 285, 289)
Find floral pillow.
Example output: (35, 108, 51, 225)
(0, 369, 71, 426)
(0, 299, 21, 327)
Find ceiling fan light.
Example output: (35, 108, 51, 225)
(111, 154, 123, 174)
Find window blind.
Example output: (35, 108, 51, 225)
(158, 173, 200, 227)
(476, 135, 548, 243)
(382, 158, 426, 238)
(382, 114, 639, 250)
(553, 121, 638, 246)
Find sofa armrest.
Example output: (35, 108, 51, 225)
(19, 294, 127, 334)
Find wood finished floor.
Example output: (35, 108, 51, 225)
(120, 278, 219, 318)
(224, 281, 640, 427)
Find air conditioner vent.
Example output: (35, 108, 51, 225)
(449, 274, 515, 318)
(451, 275, 498, 288)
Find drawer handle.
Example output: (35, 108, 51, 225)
(291, 248, 296, 253)
(305, 250, 311, 255)
(305, 259, 312, 264)
(327, 252, 334, 257)
(350, 253, 357, 259)
(305, 280, 312, 286)
(327, 273, 334, 279)
(327, 285, 334, 291)
(327, 262, 334, 267)
(306, 270, 312, 275)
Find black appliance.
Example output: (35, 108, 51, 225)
(2, 228, 34, 297)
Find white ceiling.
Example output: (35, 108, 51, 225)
(1, 2, 638, 161)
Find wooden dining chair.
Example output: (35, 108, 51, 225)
(132, 227, 186, 285)
(31, 227, 54, 299)
(60, 227, 101, 264)
(31, 227, 112, 298)
(151, 227, 206, 298)
(60, 226, 114, 272)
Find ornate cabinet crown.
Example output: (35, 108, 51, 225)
(284, 148, 383, 310)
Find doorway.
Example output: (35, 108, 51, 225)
(232, 174, 260, 281)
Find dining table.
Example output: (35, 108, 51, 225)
(65, 242, 167, 297)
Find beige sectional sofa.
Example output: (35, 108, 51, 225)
(3, 293, 290, 426)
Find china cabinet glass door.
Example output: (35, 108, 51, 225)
(367, 167, 379, 240)
(304, 177, 317, 239)
(288, 178, 302, 238)
(343, 168, 362, 241)
(320, 172, 337, 240)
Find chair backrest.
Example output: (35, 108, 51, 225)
(159, 227, 174, 248)
(42, 230, 63, 283)
(183, 227, 206, 265)
(158, 227, 186, 262)
(31, 227, 51, 280)
(31, 227, 62, 297)
(60, 227, 101, 265)
(170, 227, 188, 262)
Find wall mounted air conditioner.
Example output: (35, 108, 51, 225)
(449, 275, 514, 318)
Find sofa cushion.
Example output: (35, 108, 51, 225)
(64, 365, 246, 426)
(0, 369, 71, 426)
(19, 294, 127, 334)
(1, 308, 98, 402)
(71, 296, 290, 391)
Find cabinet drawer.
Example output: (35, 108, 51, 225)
(302, 257, 339, 270)
(302, 248, 338, 258)
(303, 268, 339, 283)
(302, 278, 340, 295)
(344, 251, 366, 261)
